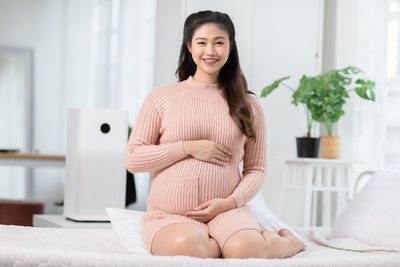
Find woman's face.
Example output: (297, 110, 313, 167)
(188, 23, 230, 80)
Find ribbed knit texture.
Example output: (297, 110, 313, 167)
(126, 76, 267, 251)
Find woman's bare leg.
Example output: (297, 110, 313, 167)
(151, 223, 220, 258)
(222, 229, 304, 259)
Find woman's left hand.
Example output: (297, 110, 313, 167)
(185, 197, 237, 223)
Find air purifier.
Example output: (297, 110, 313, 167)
(64, 108, 128, 221)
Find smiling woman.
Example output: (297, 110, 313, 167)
(126, 10, 304, 259)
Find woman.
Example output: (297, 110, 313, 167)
(126, 10, 304, 259)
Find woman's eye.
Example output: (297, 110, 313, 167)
(197, 42, 206, 45)
(216, 42, 224, 45)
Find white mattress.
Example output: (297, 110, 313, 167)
(0, 225, 399, 267)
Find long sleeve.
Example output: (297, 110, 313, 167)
(126, 89, 187, 173)
(230, 97, 267, 207)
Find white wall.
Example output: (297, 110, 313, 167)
(0, 0, 65, 213)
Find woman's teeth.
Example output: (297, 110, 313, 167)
(203, 59, 218, 65)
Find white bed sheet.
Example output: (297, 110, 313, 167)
(0, 225, 399, 267)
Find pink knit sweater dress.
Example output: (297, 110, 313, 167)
(126, 76, 267, 252)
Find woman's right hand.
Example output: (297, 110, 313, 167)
(183, 140, 232, 166)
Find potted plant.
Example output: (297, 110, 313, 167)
(260, 66, 375, 159)
(260, 77, 320, 158)
(296, 66, 375, 158)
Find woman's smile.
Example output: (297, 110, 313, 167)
(203, 58, 219, 65)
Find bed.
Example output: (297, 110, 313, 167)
(0, 223, 399, 267)
(1, 170, 399, 266)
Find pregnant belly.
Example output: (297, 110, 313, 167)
(198, 173, 240, 204)
(148, 159, 241, 214)
(148, 175, 199, 215)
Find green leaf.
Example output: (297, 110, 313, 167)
(354, 79, 376, 101)
(340, 66, 363, 75)
(260, 76, 290, 97)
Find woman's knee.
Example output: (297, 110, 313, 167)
(222, 230, 267, 259)
(172, 231, 215, 257)
(152, 223, 219, 258)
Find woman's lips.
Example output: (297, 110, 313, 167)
(203, 58, 218, 65)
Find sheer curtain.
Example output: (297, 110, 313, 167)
(62, 0, 117, 108)
(62, 0, 156, 113)
(336, 0, 388, 175)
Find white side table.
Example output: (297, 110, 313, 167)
(33, 215, 111, 228)
(276, 157, 360, 227)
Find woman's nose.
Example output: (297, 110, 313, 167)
(205, 44, 216, 55)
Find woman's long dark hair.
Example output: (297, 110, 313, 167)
(176, 10, 257, 140)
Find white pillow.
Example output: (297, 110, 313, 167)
(106, 208, 149, 255)
(330, 170, 400, 249)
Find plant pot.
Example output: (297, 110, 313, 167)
(321, 136, 340, 159)
(296, 137, 320, 158)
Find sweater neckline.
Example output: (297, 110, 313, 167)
(188, 75, 219, 88)
(184, 76, 223, 97)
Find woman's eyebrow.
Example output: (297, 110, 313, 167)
(195, 36, 226, 40)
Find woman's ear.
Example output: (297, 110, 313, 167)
(186, 42, 192, 53)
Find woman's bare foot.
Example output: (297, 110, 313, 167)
(277, 229, 305, 256)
